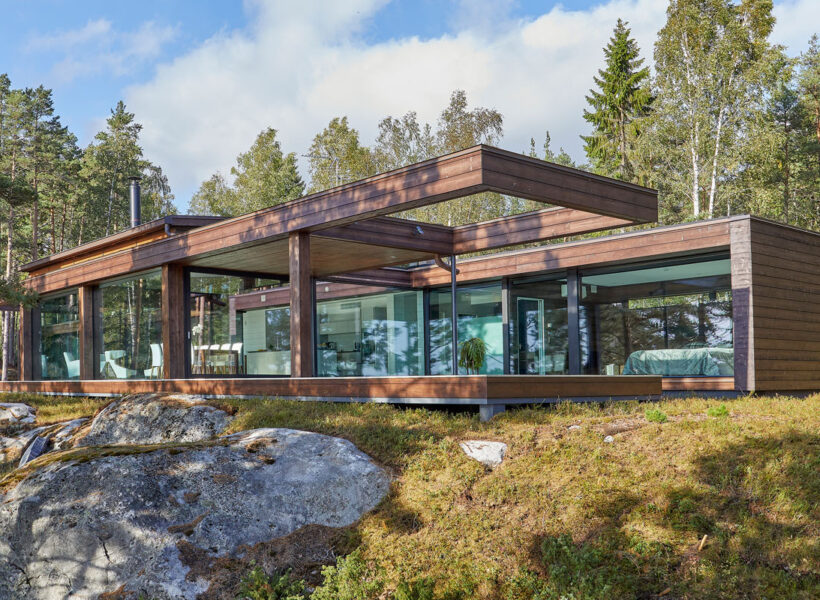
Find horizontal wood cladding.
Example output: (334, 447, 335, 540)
(23, 216, 224, 276)
(414, 220, 731, 287)
(452, 208, 632, 254)
(662, 377, 735, 392)
(750, 218, 820, 391)
(480, 149, 658, 222)
(25, 146, 658, 294)
(0, 375, 660, 402)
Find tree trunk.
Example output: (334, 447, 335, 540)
(2, 204, 14, 381)
(783, 119, 791, 223)
(691, 122, 701, 217)
(707, 107, 726, 219)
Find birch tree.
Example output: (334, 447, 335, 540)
(653, 0, 775, 218)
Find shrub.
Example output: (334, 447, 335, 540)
(645, 408, 668, 423)
(707, 404, 729, 418)
(311, 550, 383, 600)
(391, 578, 435, 600)
(236, 565, 307, 600)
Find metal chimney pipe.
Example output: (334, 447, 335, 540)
(129, 176, 141, 228)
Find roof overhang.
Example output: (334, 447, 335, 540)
(23, 145, 658, 294)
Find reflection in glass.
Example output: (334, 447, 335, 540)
(580, 258, 733, 377)
(38, 291, 80, 379)
(429, 284, 503, 375)
(189, 272, 248, 375)
(241, 306, 290, 375)
(97, 272, 162, 379)
(316, 290, 423, 376)
(510, 278, 568, 374)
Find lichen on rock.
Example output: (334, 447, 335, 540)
(0, 427, 390, 600)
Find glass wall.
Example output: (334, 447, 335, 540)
(429, 283, 504, 375)
(316, 290, 423, 376)
(579, 258, 733, 377)
(189, 272, 249, 376)
(38, 291, 80, 379)
(509, 277, 568, 374)
(241, 305, 290, 375)
(96, 271, 162, 379)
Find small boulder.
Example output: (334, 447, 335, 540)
(603, 435, 614, 443)
(76, 393, 232, 447)
(0, 403, 35, 425)
(460, 440, 507, 468)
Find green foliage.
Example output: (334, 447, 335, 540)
(458, 337, 487, 374)
(645, 408, 668, 423)
(191, 128, 304, 217)
(311, 550, 384, 600)
(582, 19, 652, 181)
(307, 117, 374, 193)
(391, 578, 435, 600)
(236, 565, 308, 600)
(707, 404, 730, 417)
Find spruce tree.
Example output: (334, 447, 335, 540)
(582, 19, 651, 180)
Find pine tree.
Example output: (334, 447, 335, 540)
(582, 19, 652, 180)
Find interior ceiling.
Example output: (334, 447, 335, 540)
(183, 235, 435, 277)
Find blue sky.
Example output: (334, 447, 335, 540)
(1, 1, 817, 210)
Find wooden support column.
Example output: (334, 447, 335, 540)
(567, 269, 581, 374)
(19, 306, 33, 381)
(78, 286, 95, 380)
(289, 231, 314, 377)
(162, 264, 187, 379)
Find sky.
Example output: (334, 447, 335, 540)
(1, 0, 818, 211)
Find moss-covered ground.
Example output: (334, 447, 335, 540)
(2, 392, 818, 599)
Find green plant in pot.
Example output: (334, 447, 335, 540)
(459, 337, 487, 374)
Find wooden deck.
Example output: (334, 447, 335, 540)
(0, 375, 663, 420)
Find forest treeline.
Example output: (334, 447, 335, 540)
(1, 0, 819, 299)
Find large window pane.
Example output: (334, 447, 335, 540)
(97, 272, 162, 379)
(316, 290, 423, 376)
(429, 284, 503, 375)
(510, 277, 568, 374)
(580, 258, 733, 377)
(242, 306, 290, 375)
(38, 291, 80, 380)
(189, 272, 249, 376)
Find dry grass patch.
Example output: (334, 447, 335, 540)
(221, 394, 820, 599)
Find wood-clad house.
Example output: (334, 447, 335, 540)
(1, 145, 817, 419)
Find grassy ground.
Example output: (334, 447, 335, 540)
(3, 392, 819, 599)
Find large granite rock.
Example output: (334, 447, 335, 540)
(0, 403, 35, 426)
(0, 427, 390, 599)
(75, 393, 233, 447)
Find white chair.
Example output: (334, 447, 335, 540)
(63, 352, 79, 379)
(144, 343, 163, 379)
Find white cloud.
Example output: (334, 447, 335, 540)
(772, 0, 820, 53)
(26, 19, 178, 83)
(123, 0, 818, 211)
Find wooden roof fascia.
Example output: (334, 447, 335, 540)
(21, 215, 224, 274)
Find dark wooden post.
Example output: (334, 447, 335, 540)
(567, 268, 581, 374)
(289, 231, 314, 377)
(78, 286, 95, 380)
(19, 306, 33, 381)
(162, 263, 187, 379)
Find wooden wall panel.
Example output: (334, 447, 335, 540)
(161, 264, 186, 379)
(289, 232, 314, 377)
(78, 286, 95, 380)
(750, 218, 820, 391)
(730, 219, 754, 392)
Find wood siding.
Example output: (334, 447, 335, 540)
(0, 374, 661, 404)
(750, 218, 820, 391)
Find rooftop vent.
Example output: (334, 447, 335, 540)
(129, 176, 141, 228)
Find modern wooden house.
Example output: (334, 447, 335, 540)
(1, 145, 818, 419)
